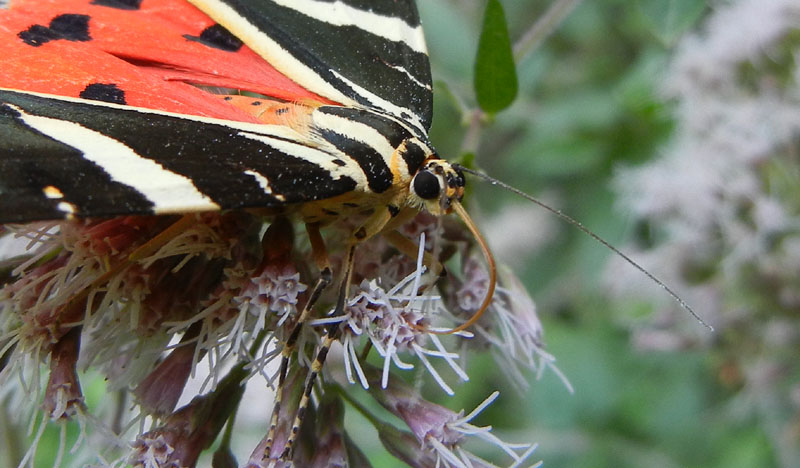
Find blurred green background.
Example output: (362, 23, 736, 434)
(416, 0, 790, 467)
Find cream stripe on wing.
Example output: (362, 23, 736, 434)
(0, 88, 337, 141)
(11, 105, 220, 214)
(328, 70, 427, 136)
(238, 131, 370, 191)
(243, 169, 286, 201)
(309, 110, 409, 178)
(269, 0, 428, 53)
(186, 0, 427, 132)
(188, 0, 357, 107)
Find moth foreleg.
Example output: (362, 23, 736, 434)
(273, 206, 411, 461)
(280, 242, 356, 461)
(264, 222, 332, 459)
(381, 229, 445, 279)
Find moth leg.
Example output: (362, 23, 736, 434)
(127, 214, 198, 262)
(372, 206, 445, 279)
(264, 222, 332, 459)
(381, 229, 445, 279)
(281, 242, 356, 461)
(279, 207, 399, 460)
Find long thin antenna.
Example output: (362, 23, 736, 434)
(456, 165, 713, 331)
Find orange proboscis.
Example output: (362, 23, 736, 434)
(434, 201, 497, 335)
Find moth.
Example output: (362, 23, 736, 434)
(0, 0, 500, 462)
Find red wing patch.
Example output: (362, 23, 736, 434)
(1, 0, 337, 120)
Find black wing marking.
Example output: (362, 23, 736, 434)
(187, 0, 433, 133)
(0, 89, 362, 224)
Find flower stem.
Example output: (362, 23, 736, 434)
(328, 383, 383, 429)
(513, 0, 584, 63)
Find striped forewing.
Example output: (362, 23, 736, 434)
(187, 0, 433, 133)
(0, 89, 374, 223)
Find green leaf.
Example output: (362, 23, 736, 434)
(455, 151, 476, 168)
(637, 0, 707, 46)
(474, 0, 518, 114)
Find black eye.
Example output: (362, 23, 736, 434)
(413, 171, 440, 199)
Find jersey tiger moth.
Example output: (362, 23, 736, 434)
(0, 0, 545, 466)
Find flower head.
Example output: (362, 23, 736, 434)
(366, 365, 539, 468)
(1, 207, 556, 466)
(130, 360, 247, 468)
(323, 238, 470, 395)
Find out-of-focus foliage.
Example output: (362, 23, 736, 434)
(474, 0, 518, 113)
(421, 0, 790, 467)
(604, 1, 800, 467)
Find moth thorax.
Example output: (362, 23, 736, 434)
(410, 160, 466, 216)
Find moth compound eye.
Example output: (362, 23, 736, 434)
(413, 170, 441, 199)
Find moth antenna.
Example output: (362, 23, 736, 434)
(435, 200, 497, 335)
(455, 165, 714, 332)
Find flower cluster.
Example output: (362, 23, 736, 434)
(0, 209, 553, 467)
(605, 0, 800, 465)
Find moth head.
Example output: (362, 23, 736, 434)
(409, 159, 466, 216)
(408, 159, 497, 336)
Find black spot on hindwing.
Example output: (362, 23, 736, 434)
(183, 24, 243, 52)
(44, 14, 91, 41)
(18, 14, 91, 47)
(18, 25, 61, 47)
(90, 0, 142, 10)
(79, 83, 127, 105)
